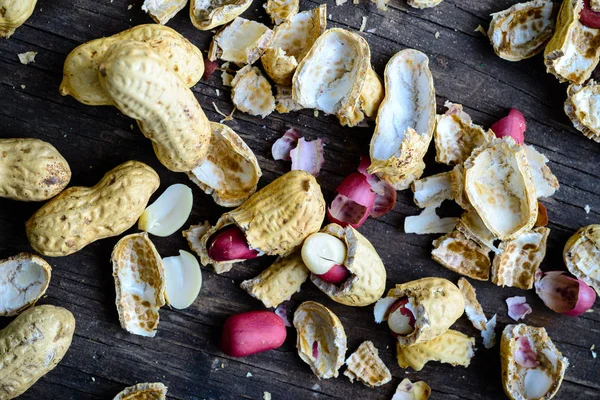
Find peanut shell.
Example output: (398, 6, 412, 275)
(457, 278, 487, 331)
(393, 378, 432, 400)
(142, 0, 186, 24)
(411, 171, 454, 208)
(231, 65, 276, 118)
(208, 18, 273, 65)
(266, 0, 299, 24)
(0, 0, 37, 38)
(565, 80, 600, 142)
(432, 230, 491, 281)
(0, 253, 51, 317)
(190, 0, 252, 30)
(113, 382, 167, 400)
(563, 224, 600, 293)
(343, 341, 391, 388)
(525, 145, 559, 198)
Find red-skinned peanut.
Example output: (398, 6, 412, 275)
(387, 297, 416, 336)
(221, 310, 287, 357)
(207, 225, 260, 262)
(315, 264, 351, 285)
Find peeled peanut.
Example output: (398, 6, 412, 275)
(138, 184, 193, 237)
(0, 0, 37, 38)
(221, 310, 287, 357)
(301, 232, 347, 275)
(98, 40, 211, 172)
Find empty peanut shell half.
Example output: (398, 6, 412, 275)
(488, 0, 557, 61)
(564, 224, 600, 293)
(396, 329, 475, 371)
(187, 122, 262, 207)
(500, 324, 568, 400)
(0, 253, 51, 317)
(374, 277, 464, 346)
(138, 184, 193, 237)
(240, 251, 309, 308)
(208, 18, 273, 65)
(113, 382, 168, 400)
(190, 0, 252, 30)
(525, 145, 559, 198)
(565, 80, 600, 142)
(293, 28, 383, 127)
(369, 49, 436, 190)
(266, 0, 299, 24)
(112, 233, 166, 337)
(231, 65, 276, 118)
(432, 230, 491, 281)
(261, 5, 326, 86)
(344, 341, 391, 388)
(185, 170, 325, 273)
(392, 378, 432, 400)
(464, 138, 537, 240)
(142, 0, 187, 24)
(309, 224, 386, 307)
(544, 0, 600, 84)
(293, 301, 347, 379)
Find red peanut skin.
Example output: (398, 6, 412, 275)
(221, 311, 287, 357)
(315, 264, 350, 285)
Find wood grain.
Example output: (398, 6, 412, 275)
(0, 0, 599, 399)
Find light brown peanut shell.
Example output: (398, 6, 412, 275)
(190, 0, 252, 30)
(564, 80, 600, 142)
(431, 230, 491, 281)
(187, 122, 262, 207)
(396, 329, 475, 371)
(343, 341, 391, 388)
(266, 0, 299, 24)
(500, 324, 568, 400)
(240, 251, 309, 308)
(0, 305, 75, 399)
(98, 40, 211, 172)
(293, 301, 347, 379)
(113, 382, 167, 400)
(563, 224, 600, 293)
(187, 170, 325, 273)
(386, 277, 464, 346)
(142, 0, 187, 25)
(26, 161, 159, 257)
(60, 24, 204, 106)
(112, 233, 166, 337)
(0, 0, 37, 38)
(311, 224, 386, 307)
(0, 138, 71, 202)
(0, 253, 51, 317)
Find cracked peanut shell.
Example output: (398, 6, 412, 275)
(565, 80, 600, 142)
(293, 301, 347, 379)
(292, 28, 383, 127)
(60, 24, 204, 106)
(112, 233, 166, 337)
(231, 65, 276, 118)
(369, 49, 436, 190)
(142, 0, 187, 24)
(0, 253, 51, 317)
(464, 138, 537, 240)
(310, 224, 386, 307)
(266, 0, 299, 25)
(432, 230, 491, 281)
(0, 138, 71, 202)
(208, 18, 273, 65)
(185, 170, 325, 273)
(376, 277, 464, 346)
(187, 122, 261, 207)
(190, 0, 252, 30)
(563, 224, 600, 293)
(26, 161, 159, 257)
(343, 340, 391, 388)
(0, 305, 75, 399)
(544, 0, 600, 84)
(501, 324, 568, 400)
(113, 382, 167, 400)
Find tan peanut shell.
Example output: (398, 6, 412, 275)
(0, 305, 75, 399)
(113, 382, 167, 400)
(187, 170, 326, 273)
(112, 233, 166, 337)
(231, 65, 276, 118)
(564, 80, 600, 142)
(492, 227, 549, 290)
(343, 341, 391, 388)
(208, 18, 273, 65)
(0, 138, 71, 201)
(98, 40, 211, 172)
(544, 0, 600, 85)
(0, 253, 51, 317)
(142, 0, 186, 25)
(187, 122, 262, 207)
(0, 0, 37, 38)
(26, 161, 159, 257)
(266, 0, 299, 24)
(190, 0, 252, 30)
(500, 324, 568, 400)
(293, 301, 347, 379)
(563, 224, 600, 293)
(311, 224, 386, 307)
(408, 0, 443, 8)
(456, 210, 497, 250)
(393, 379, 432, 400)
(432, 230, 491, 281)
(60, 24, 204, 106)
(457, 278, 487, 331)
(240, 251, 309, 308)
(386, 277, 464, 346)
(396, 329, 475, 371)
(411, 171, 454, 209)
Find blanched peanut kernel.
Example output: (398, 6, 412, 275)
(301, 233, 347, 275)
(523, 367, 552, 400)
(138, 184, 193, 237)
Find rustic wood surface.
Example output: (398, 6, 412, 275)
(0, 0, 599, 399)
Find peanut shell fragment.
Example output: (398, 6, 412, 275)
(0, 253, 51, 317)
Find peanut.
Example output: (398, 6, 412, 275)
(98, 40, 211, 172)
(60, 24, 204, 106)
(221, 310, 287, 357)
(26, 161, 159, 257)
(0, 0, 37, 38)
(0, 138, 71, 201)
(207, 225, 260, 262)
(0, 305, 75, 399)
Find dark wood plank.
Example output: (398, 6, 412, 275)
(1, 0, 599, 399)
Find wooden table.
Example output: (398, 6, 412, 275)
(1, 0, 599, 398)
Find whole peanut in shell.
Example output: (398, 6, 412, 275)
(0, 138, 71, 201)
(98, 40, 211, 172)
(26, 160, 159, 257)
(0, 305, 75, 399)
(0, 0, 37, 38)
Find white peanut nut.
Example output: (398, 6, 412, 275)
(138, 184, 193, 237)
(301, 232, 347, 275)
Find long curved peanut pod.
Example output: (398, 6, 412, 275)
(0, 0, 37, 38)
